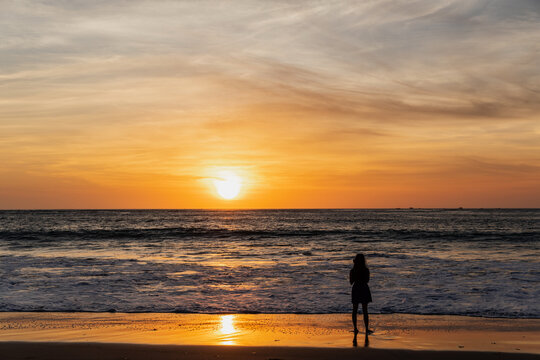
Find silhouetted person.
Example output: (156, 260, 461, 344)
(350, 253, 372, 345)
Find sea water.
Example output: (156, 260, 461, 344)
(0, 209, 538, 317)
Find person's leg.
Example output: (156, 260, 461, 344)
(362, 303, 369, 333)
(352, 303, 359, 333)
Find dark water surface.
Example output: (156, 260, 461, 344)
(0, 209, 538, 317)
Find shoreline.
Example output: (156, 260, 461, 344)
(2, 310, 538, 318)
(1, 312, 538, 355)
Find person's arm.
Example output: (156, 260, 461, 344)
(349, 269, 354, 285)
(366, 268, 370, 283)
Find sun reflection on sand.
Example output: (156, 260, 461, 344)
(218, 315, 237, 345)
(0, 313, 538, 353)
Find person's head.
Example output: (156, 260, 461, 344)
(353, 253, 366, 268)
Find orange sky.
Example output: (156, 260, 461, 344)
(1, 1, 539, 208)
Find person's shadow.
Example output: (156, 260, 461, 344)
(353, 332, 369, 347)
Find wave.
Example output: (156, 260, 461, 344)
(1, 210, 538, 320)
(0, 228, 537, 243)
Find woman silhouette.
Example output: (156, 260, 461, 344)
(350, 253, 372, 337)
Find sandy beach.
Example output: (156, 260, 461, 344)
(2, 342, 540, 360)
(1, 312, 538, 359)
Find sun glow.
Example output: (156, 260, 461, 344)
(212, 170, 242, 200)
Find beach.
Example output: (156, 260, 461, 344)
(3, 342, 539, 360)
(1, 210, 538, 358)
(1, 312, 539, 359)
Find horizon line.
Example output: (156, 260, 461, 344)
(1, 207, 539, 211)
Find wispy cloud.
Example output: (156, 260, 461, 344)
(1, 0, 539, 207)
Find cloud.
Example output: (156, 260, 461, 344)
(0, 0, 539, 207)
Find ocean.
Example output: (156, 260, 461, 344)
(0, 209, 538, 317)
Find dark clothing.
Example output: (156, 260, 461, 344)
(350, 267, 372, 304)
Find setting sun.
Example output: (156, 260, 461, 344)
(212, 171, 242, 200)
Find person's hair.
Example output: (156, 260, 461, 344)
(353, 253, 367, 270)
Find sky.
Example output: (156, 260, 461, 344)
(1, 0, 539, 209)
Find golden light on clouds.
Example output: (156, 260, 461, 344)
(0, 1, 539, 208)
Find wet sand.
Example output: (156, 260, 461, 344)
(0, 313, 539, 359)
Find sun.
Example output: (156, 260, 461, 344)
(212, 170, 242, 200)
